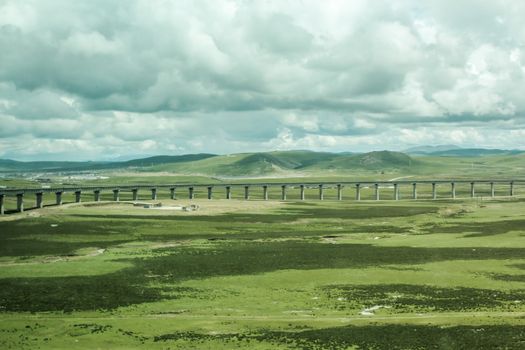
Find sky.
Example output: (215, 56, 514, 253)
(1, 0, 525, 161)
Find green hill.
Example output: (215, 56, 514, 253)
(146, 150, 417, 176)
(150, 152, 294, 176)
(0, 151, 422, 176)
(305, 151, 417, 171)
(4, 149, 525, 179)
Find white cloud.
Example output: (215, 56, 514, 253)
(1, 0, 525, 159)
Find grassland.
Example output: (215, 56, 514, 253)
(3, 151, 525, 188)
(0, 195, 524, 349)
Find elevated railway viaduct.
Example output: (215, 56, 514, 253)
(0, 180, 520, 215)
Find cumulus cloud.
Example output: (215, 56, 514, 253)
(0, 0, 525, 160)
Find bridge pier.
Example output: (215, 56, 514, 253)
(510, 181, 514, 196)
(17, 193, 24, 212)
(319, 184, 324, 200)
(394, 184, 399, 200)
(189, 187, 194, 200)
(300, 185, 305, 200)
(451, 183, 456, 199)
(75, 190, 82, 203)
(132, 189, 138, 201)
(281, 185, 287, 201)
(374, 184, 379, 200)
(226, 186, 232, 200)
(151, 188, 157, 200)
(113, 189, 120, 202)
(490, 182, 495, 198)
(470, 182, 475, 198)
(337, 184, 342, 201)
(55, 191, 63, 205)
(432, 183, 437, 200)
(207, 186, 213, 200)
(263, 185, 269, 200)
(94, 190, 101, 202)
(355, 184, 361, 201)
(36, 192, 44, 208)
(0, 194, 4, 215)
(170, 187, 176, 200)
(244, 186, 250, 200)
(412, 183, 417, 200)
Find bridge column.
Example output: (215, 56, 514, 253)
(17, 193, 24, 212)
(170, 187, 176, 200)
(412, 183, 417, 200)
(0, 194, 4, 215)
(132, 189, 138, 201)
(281, 185, 287, 201)
(151, 188, 157, 200)
(375, 184, 379, 200)
(510, 181, 514, 196)
(75, 190, 82, 203)
(470, 182, 475, 198)
(189, 187, 194, 200)
(94, 190, 101, 202)
(394, 184, 399, 200)
(207, 186, 213, 200)
(55, 191, 63, 205)
(244, 186, 250, 200)
(337, 184, 342, 201)
(432, 183, 437, 200)
(490, 182, 495, 198)
(113, 189, 120, 202)
(263, 185, 268, 200)
(355, 184, 361, 201)
(36, 192, 44, 208)
(300, 185, 305, 200)
(319, 184, 324, 200)
(451, 183, 456, 199)
(226, 186, 232, 200)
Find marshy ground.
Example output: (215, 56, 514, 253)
(0, 198, 524, 349)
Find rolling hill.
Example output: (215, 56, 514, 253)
(145, 150, 409, 176)
(2, 148, 524, 179)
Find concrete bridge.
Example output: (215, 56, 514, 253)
(0, 180, 520, 215)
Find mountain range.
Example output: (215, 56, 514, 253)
(0, 147, 523, 176)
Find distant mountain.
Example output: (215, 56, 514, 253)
(426, 148, 524, 157)
(404, 145, 524, 157)
(404, 145, 461, 154)
(0, 159, 107, 172)
(0, 154, 217, 172)
(121, 154, 216, 167)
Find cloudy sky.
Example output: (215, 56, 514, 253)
(1, 0, 525, 160)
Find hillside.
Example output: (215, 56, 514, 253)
(3, 149, 525, 179)
(140, 150, 417, 176)
(149, 152, 294, 176)
(305, 151, 417, 171)
(0, 154, 216, 172)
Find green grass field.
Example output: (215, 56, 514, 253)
(0, 196, 524, 349)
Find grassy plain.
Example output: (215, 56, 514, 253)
(0, 195, 524, 349)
